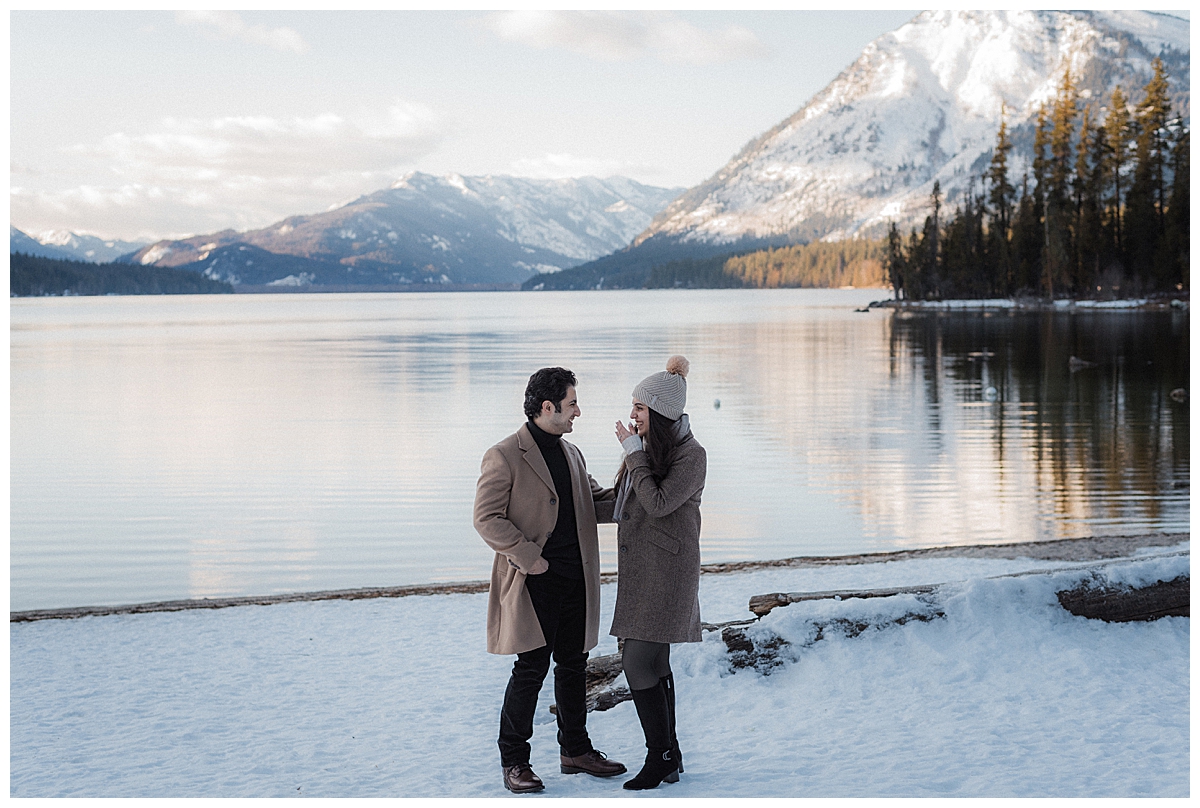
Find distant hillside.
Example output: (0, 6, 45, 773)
(523, 239, 887, 290)
(520, 234, 784, 290)
(10, 252, 233, 297)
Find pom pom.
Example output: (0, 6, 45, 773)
(665, 355, 690, 378)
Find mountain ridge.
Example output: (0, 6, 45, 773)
(124, 172, 682, 286)
(8, 226, 150, 263)
(634, 10, 1189, 248)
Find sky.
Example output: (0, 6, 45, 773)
(9, 9, 922, 243)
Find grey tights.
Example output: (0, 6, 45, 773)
(621, 638, 671, 691)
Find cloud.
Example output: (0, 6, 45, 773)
(176, 10, 309, 54)
(479, 11, 769, 65)
(507, 152, 661, 181)
(74, 104, 443, 178)
(11, 103, 447, 241)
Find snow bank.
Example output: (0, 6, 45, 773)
(887, 297, 1185, 311)
(10, 548, 1188, 797)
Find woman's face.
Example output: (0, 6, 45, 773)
(630, 399, 650, 437)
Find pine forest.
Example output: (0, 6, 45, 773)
(887, 58, 1189, 301)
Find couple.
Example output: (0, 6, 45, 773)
(473, 357, 706, 794)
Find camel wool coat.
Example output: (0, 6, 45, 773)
(474, 422, 615, 656)
(609, 431, 706, 644)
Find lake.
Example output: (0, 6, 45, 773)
(10, 289, 1189, 611)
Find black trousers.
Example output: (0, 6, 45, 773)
(497, 571, 592, 766)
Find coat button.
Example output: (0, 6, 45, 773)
(546, 532, 553, 539)
(550, 498, 556, 505)
(620, 545, 628, 553)
(622, 513, 630, 520)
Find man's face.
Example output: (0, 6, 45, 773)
(537, 385, 580, 435)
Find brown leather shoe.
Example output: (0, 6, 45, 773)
(560, 748, 627, 777)
(502, 763, 545, 793)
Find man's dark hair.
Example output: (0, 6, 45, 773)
(524, 367, 577, 420)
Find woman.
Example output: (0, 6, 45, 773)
(610, 355, 706, 790)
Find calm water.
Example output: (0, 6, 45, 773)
(10, 290, 1189, 611)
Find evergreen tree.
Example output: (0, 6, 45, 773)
(1102, 86, 1131, 262)
(903, 227, 928, 300)
(1126, 58, 1172, 287)
(1031, 104, 1052, 296)
(887, 222, 906, 299)
(1045, 70, 1078, 296)
(1011, 174, 1042, 295)
(1161, 122, 1189, 290)
(926, 180, 942, 296)
(1074, 107, 1103, 292)
(941, 199, 970, 297)
(985, 110, 1015, 292)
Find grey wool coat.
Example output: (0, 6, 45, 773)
(473, 423, 616, 656)
(609, 431, 707, 644)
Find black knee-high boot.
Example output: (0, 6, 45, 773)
(623, 684, 680, 790)
(661, 674, 683, 773)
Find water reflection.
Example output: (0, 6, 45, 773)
(9, 292, 1188, 610)
(886, 310, 1188, 537)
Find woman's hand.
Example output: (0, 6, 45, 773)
(615, 420, 636, 443)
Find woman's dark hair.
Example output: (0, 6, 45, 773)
(524, 367, 576, 420)
(617, 407, 680, 486)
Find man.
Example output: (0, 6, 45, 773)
(474, 367, 626, 794)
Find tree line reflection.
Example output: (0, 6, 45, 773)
(887, 309, 1189, 532)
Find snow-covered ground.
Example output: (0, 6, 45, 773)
(884, 297, 1188, 311)
(10, 544, 1188, 797)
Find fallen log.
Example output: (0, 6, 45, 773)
(1057, 575, 1189, 622)
(583, 652, 624, 712)
(749, 584, 940, 617)
(592, 685, 631, 712)
(549, 651, 632, 715)
(723, 610, 944, 674)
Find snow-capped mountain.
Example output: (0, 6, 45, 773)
(8, 226, 148, 263)
(10, 226, 74, 260)
(128, 173, 682, 285)
(33, 230, 150, 263)
(636, 10, 1189, 247)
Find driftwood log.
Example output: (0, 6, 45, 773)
(583, 652, 627, 712)
(724, 610, 944, 673)
(749, 584, 940, 618)
(549, 650, 633, 715)
(1057, 575, 1189, 621)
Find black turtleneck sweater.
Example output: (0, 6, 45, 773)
(526, 420, 583, 580)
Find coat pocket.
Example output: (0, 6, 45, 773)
(645, 528, 681, 556)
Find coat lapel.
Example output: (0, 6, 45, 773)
(517, 423, 556, 495)
(562, 441, 588, 519)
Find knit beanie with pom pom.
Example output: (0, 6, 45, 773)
(632, 355, 689, 420)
